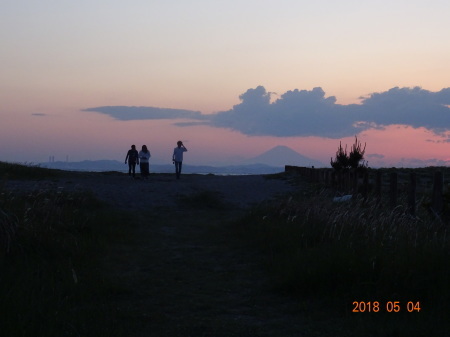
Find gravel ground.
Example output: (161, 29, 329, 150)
(4, 172, 297, 210)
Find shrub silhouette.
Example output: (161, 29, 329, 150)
(330, 142, 348, 171)
(331, 136, 367, 171)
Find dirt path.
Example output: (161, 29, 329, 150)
(109, 208, 317, 337)
(5, 172, 296, 210)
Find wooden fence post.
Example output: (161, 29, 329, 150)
(352, 170, 358, 195)
(375, 171, 382, 204)
(346, 171, 351, 193)
(325, 170, 330, 186)
(431, 171, 443, 215)
(362, 171, 369, 200)
(408, 172, 416, 216)
(389, 172, 398, 209)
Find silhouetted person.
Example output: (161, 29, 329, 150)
(125, 144, 139, 178)
(172, 140, 187, 179)
(139, 145, 151, 179)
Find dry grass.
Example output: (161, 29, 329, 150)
(234, 182, 450, 336)
(0, 163, 129, 336)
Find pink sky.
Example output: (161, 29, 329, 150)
(2, 1, 450, 168)
(2, 104, 450, 168)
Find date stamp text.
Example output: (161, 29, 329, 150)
(352, 301, 421, 313)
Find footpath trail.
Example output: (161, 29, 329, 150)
(5, 172, 297, 209)
(6, 172, 339, 336)
(95, 174, 337, 337)
(109, 204, 312, 337)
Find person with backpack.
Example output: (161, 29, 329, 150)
(125, 144, 139, 178)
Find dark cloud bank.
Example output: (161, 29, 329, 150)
(84, 86, 450, 138)
(83, 106, 206, 121)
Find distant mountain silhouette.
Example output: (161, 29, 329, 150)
(245, 145, 325, 168)
(39, 146, 325, 173)
(42, 160, 124, 172)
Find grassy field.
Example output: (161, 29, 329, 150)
(0, 163, 133, 336)
(235, 174, 450, 336)
(1, 162, 449, 336)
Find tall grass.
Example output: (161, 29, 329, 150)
(0, 161, 63, 180)
(0, 167, 130, 336)
(235, 184, 450, 336)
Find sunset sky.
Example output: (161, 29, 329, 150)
(2, 0, 450, 167)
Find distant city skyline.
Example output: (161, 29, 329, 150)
(2, 1, 450, 168)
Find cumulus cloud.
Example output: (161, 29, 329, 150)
(358, 87, 450, 132)
(83, 86, 450, 138)
(210, 86, 361, 137)
(82, 106, 206, 121)
(209, 86, 450, 138)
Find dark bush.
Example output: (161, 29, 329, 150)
(331, 136, 367, 171)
